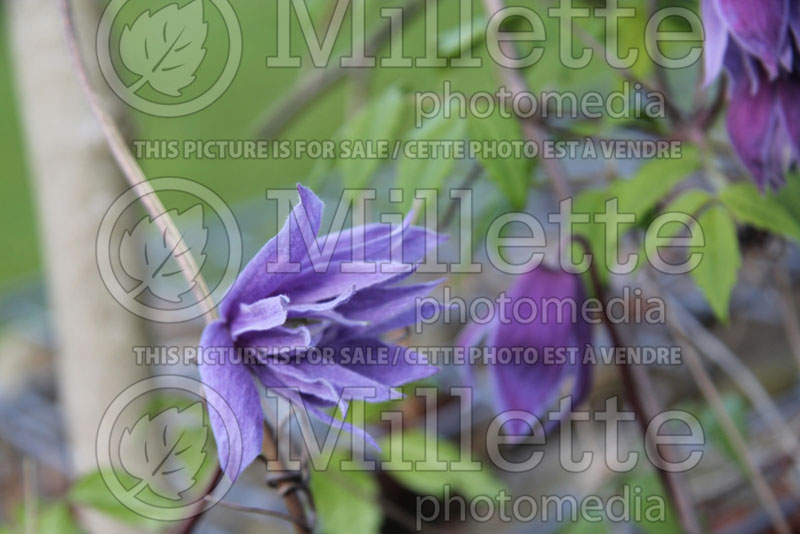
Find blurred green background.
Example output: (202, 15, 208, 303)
(2, 0, 698, 285)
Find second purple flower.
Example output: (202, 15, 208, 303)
(457, 266, 593, 436)
(703, 0, 800, 190)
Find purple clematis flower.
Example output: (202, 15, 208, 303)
(456, 266, 592, 436)
(702, 0, 800, 190)
(199, 185, 442, 479)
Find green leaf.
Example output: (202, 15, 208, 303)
(719, 183, 800, 242)
(338, 87, 405, 188)
(468, 111, 531, 209)
(310, 450, 381, 534)
(438, 17, 488, 59)
(611, 147, 700, 218)
(120, 0, 208, 97)
(395, 116, 465, 209)
(772, 171, 800, 225)
(690, 205, 741, 322)
(625, 470, 682, 534)
(119, 402, 208, 501)
(663, 189, 713, 218)
(6, 501, 85, 534)
(571, 189, 614, 282)
(613, 0, 652, 80)
(563, 512, 610, 534)
(636, 188, 714, 274)
(379, 430, 504, 500)
(572, 151, 700, 280)
(38, 503, 84, 534)
(69, 470, 160, 528)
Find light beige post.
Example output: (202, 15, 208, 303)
(7, 0, 147, 531)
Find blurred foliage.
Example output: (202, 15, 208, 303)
(4, 0, 797, 532)
(310, 448, 382, 534)
(0, 9, 38, 285)
(69, 469, 164, 529)
(379, 429, 505, 500)
(0, 501, 84, 534)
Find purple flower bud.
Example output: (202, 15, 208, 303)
(703, 0, 789, 82)
(199, 185, 443, 478)
(457, 267, 592, 437)
(702, 0, 799, 190)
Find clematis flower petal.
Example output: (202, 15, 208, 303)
(220, 185, 323, 320)
(779, 78, 800, 155)
(324, 338, 438, 386)
(198, 185, 443, 478)
(230, 295, 288, 340)
(791, 1, 800, 48)
(250, 364, 381, 450)
(726, 73, 785, 190)
(490, 268, 590, 434)
(335, 279, 445, 325)
(702, 0, 798, 190)
(239, 326, 314, 358)
(309, 222, 441, 270)
(458, 267, 592, 438)
(282, 357, 399, 404)
(717, 0, 788, 77)
(723, 43, 763, 93)
(198, 321, 264, 480)
(284, 262, 414, 304)
(702, 0, 729, 85)
(286, 286, 368, 327)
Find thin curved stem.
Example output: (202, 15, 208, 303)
(774, 257, 800, 374)
(172, 467, 222, 534)
(480, 0, 572, 202)
(59, 3, 313, 534)
(261, 421, 313, 534)
(58, 0, 217, 322)
(578, 241, 702, 533)
(659, 289, 800, 480)
(670, 324, 791, 534)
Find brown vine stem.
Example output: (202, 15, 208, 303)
(481, 0, 572, 202)
(577, 237, 702, 534)
(774, 258, 800, 374)
(261, 422, 313, 534)
(172, 468, 222, 534)
(660, 290, 800, 479)
(479, 0, 699, 526)
(663, 309, 791, 534)
(58, 0, 216, 322)
(59, 1, 312, 532)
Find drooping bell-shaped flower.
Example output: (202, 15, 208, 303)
(457, 267, 592, 436)
(199, 185, 442, 479)
(702, 0, 800, 190)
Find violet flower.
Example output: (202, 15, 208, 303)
(199, 185, 442, 478)
(702, 0, 800, 190)
(457, 267, 592, 436)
